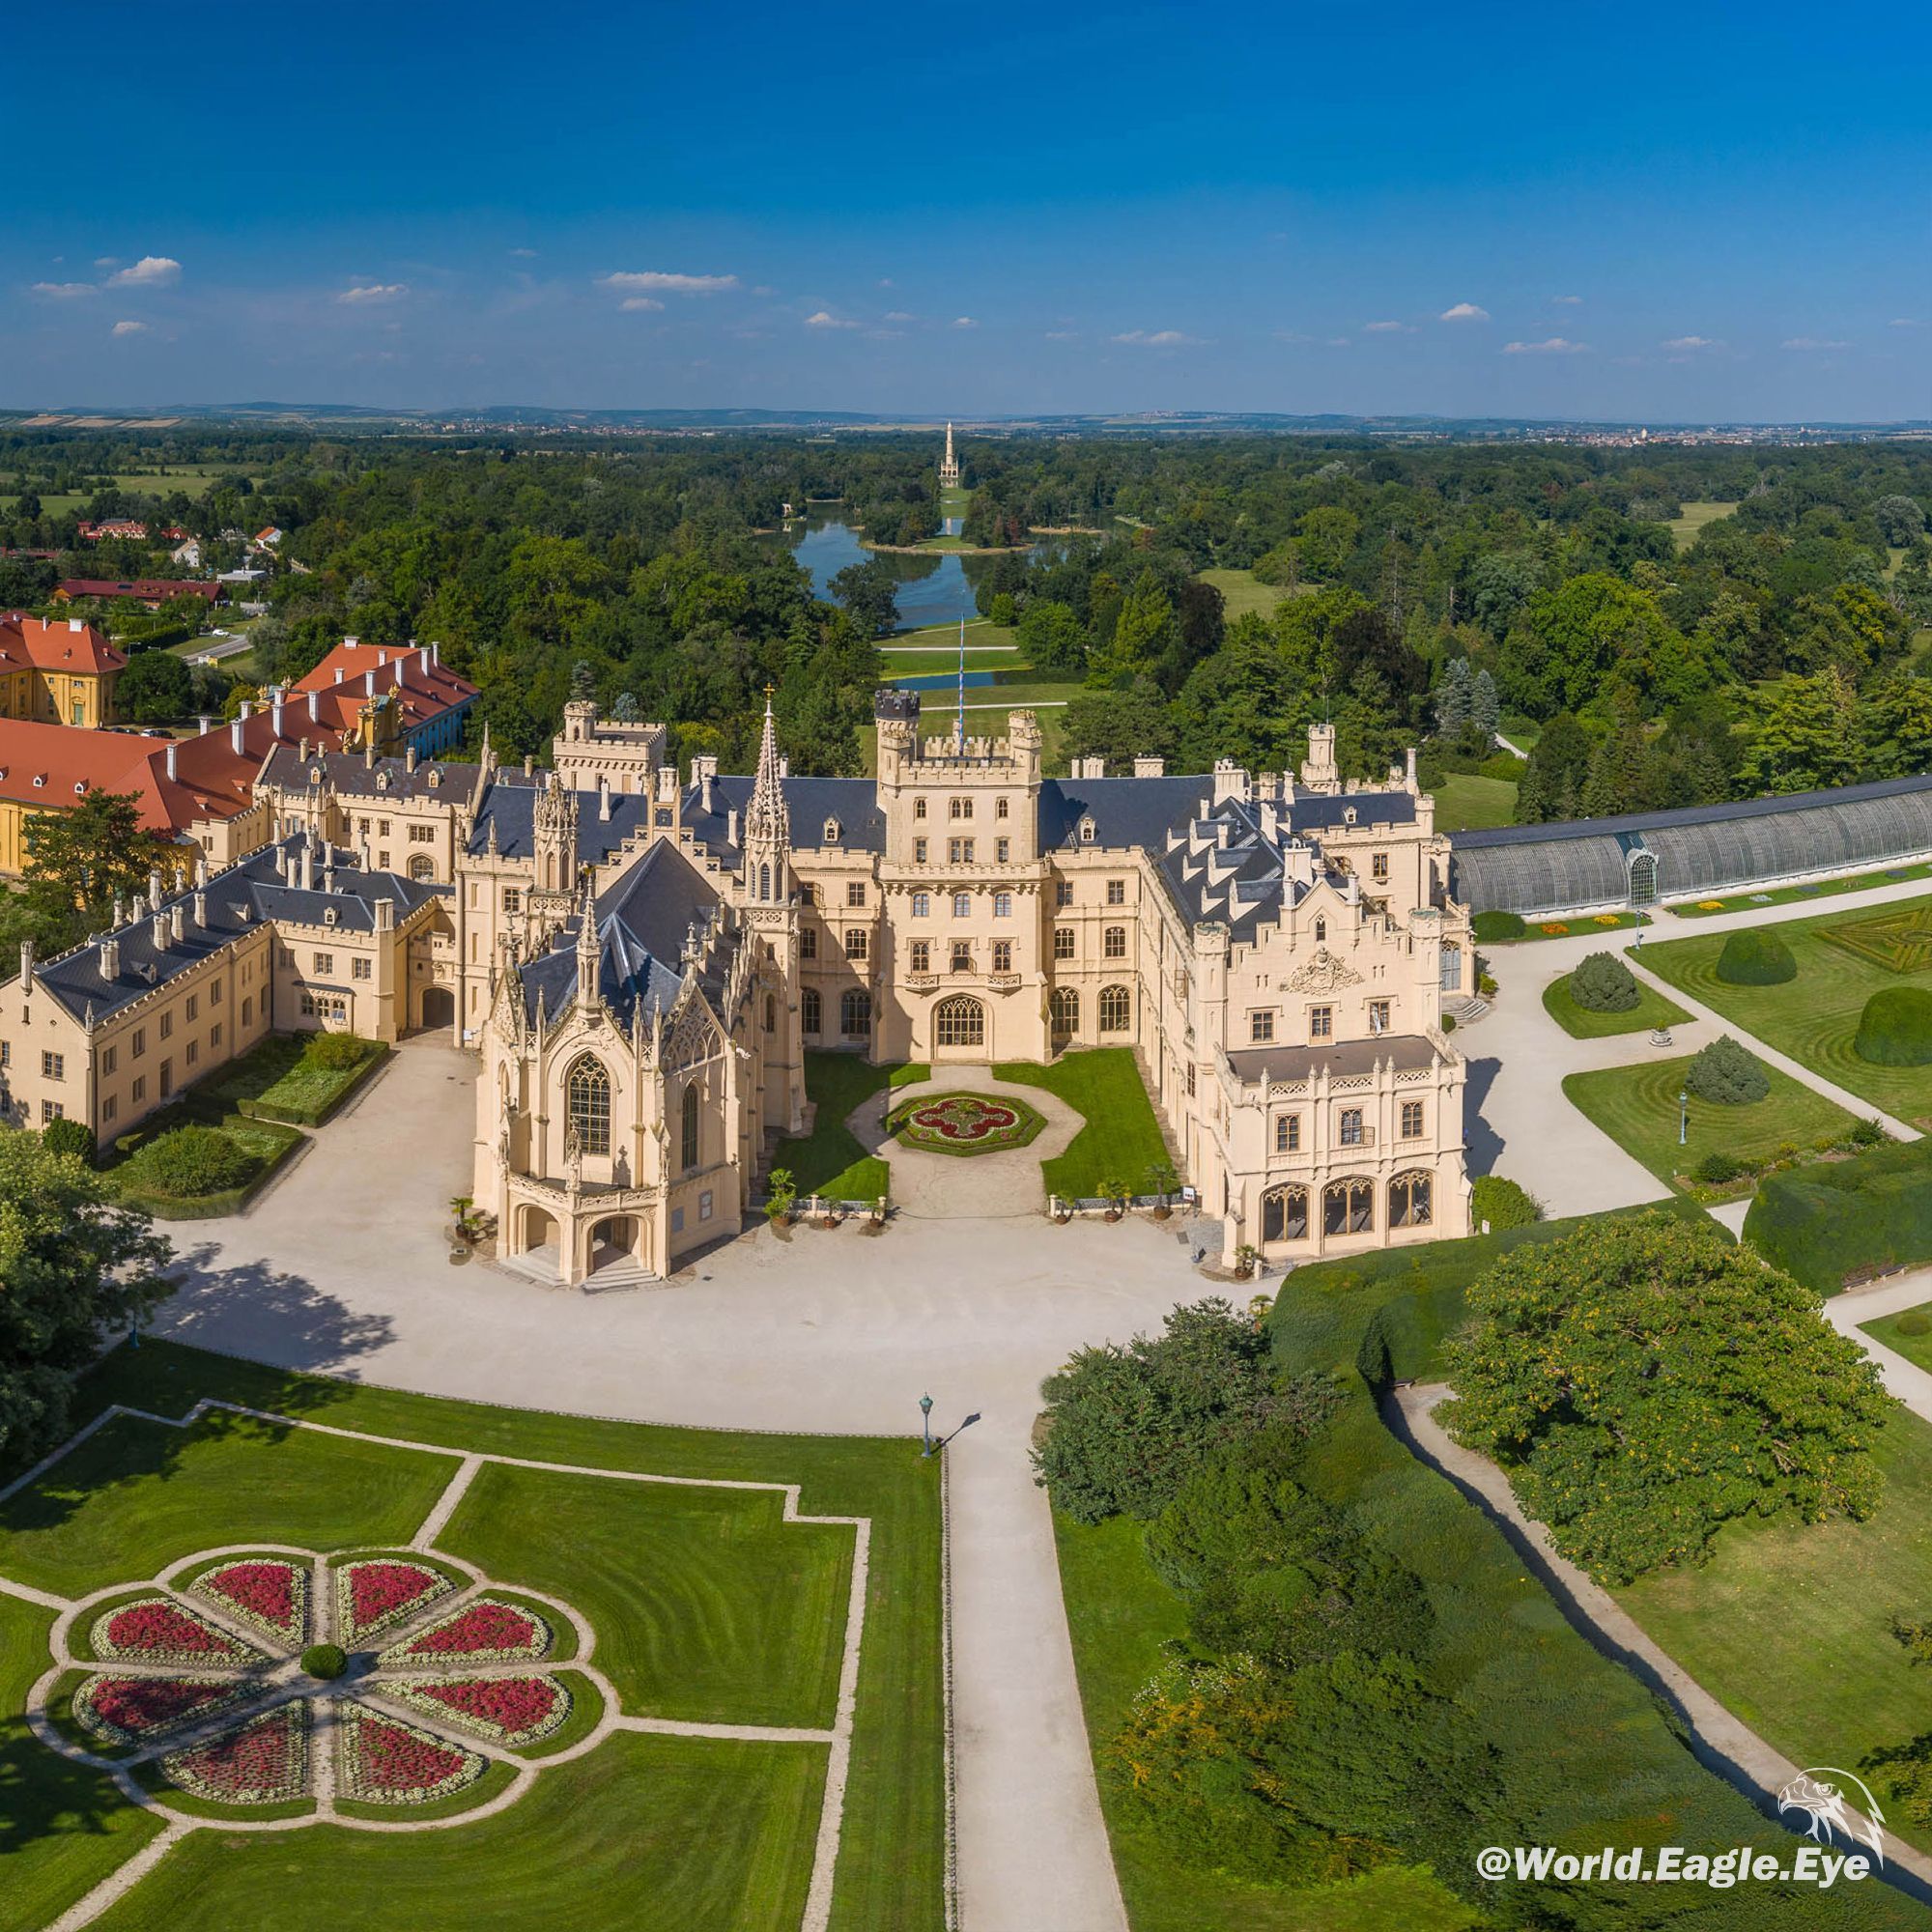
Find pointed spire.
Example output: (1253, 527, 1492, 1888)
(746, 686, 788, 848)
(576, 871, 599, 1000)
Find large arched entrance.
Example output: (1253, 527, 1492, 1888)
(519, 1204, 560, 1260)
(420, 985, 455, 1030)
(587, 1214, 640, 1278)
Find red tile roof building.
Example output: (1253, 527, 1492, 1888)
(0, 613, 127, 726)
(55, 578, 223, 610)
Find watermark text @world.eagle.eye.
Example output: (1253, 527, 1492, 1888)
(1476, 1844, 1873, 1889)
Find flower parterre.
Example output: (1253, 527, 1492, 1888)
(88, 1597, 259, 1667)
(388, 1673, 571, 1747)
(162, 1699, 309, 1804)
(192, 1559, 308, 1646)
(338, 1703, 483, 1804)
(74, 1673, 245, 1746)
(335, 1558, 452, 1644)
(378, 1598, 552, 1666)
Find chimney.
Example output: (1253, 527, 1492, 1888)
(364, 670, 376, 696)
(301, 839, 315, 892)
(1405, 745, 1418, 789)
(1133, 755, 1165, 778)
(375, 896, 394, 933)
(198, 715, 213, 735)
(192, 891, 207, 927)
(271, 693, 284, 736)
(307, 689, 320, 723)
(241, 700, 253, 721)
(378, 650, 388, 668)
(149, 867, 162, 907)
(779, 755, 789, 779)
(726, 806, 740, 845)
(171, 904, 185, 943)
(420, 645, 432, 674)
(165, 742, 178, 781)
(524, 754, 534, 778)
(195, 854, 208, 889)
(112, 893, 126, 926)
(324, 844, 335, 890)
(153, 913, 170, 952)
(431, 640, 440, 666)
(406, 744, 418, 773)
(231, 718, 245, 755)
(18, 939, 33, 982)
(599, 775, 611, 821)
(345, 636, 358, 649)
(100, 935, 120, 980)
(68, 616, 82, 634)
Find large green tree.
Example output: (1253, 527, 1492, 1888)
(1442, 1213, 1892, 1582)
(14, 790, 176, 958)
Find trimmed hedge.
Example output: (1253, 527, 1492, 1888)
(1471, 1174, 1542, 1231)
(1716, 927, 1797, 985)
(1472, 909, 1525, 943)
(1855, 987, 1932, 1066)
(1744, 1137, 1932, 1293)
(1570, 950, 1639, 1012)
(40, 1116, 98, 1164)
(1684, 1034, 1771, 1105)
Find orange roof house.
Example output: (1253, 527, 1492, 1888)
(0, 613, 128, 727)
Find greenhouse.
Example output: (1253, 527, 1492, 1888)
(1449, 773, 1932, 917)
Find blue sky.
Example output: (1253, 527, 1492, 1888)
(7, 1, 1932, 420)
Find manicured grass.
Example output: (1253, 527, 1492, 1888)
(1617, 1406, 1932, 1852)
(880, 614, 1018, 660)
(1197, 565, 1292, 621)
(1561, 1053, 1861, 1196)
(440, 1461, 852, 1728)
(1637, 896, 1932, 1122)
(1429, 771, 1518, 831)
(12, 1339, 945, 1932)
(770, 1053, 928, 1201)
(0, 1595, 162, 1932)
(1667, 862, 1932, 918)
(1862, 1303, 1932, 1375)
(1540, 971, 1691, 1038)
(334, 1754, 522, 1824)
(1665, 499, 1736, 547)
(199, 1032, 386, 1125)
(1483, 911, 1651, 945)
(520, 1669, 605, 1757)
(991, 1048, 1170, 1200)
(0, 1409, 460, 1597)
(86, 1732, 825, 1932)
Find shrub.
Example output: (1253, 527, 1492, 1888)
(1897, 1309, 1932, 1338)
(1855, 987, 1932, 1065)
(40, 1117, 97, 1164)
(1745, 1137, 1932, 1293)
(1569, 950, 1639, 1012)
(1685, 1034, 1771, 1106)
(1715, 927, 1797, 985)
(1472, 909, 1525, 943)
(1694, 1151, 1748, 1184)
(302, 1032, 369, 1071)
(120, 1124, 256, 1200)
(1471, 1175, 1542, 1231)
(1850, 1118, 1889, 1149)
(301, 1642, 347, 1679)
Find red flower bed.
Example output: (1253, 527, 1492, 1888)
(382, 1598, 550, 1665)
(394, 1674, 568, 1745)
(910, 1097, 1019, 1141)
(77, 1674, 240, 1745)
(164, 1702, 308, 1804)
(340, 1706, 482, 1804)
(336, 1560, 450, 1643)
(92, 1598, 251, 1666)
(196, 1560, 307, 1644)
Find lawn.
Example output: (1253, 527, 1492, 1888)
(880, 614, 1018, 660)
(1862, 1302, 1932, 1374)
(1430, 771, 1519, 831)
(1488, 910, 1651, 944)
(1617, 1406, 1932, 1856)
(1540, 970, 1690, 1038)
(770, 1052, 928, 1201)
(0, 1338, 946, 1932)
(1561, 1052, 1861, 1196)
(1665, 500, 1735, 548)
(991, 1048, 1170, 1200)
(198, 1031, 387, 1124)
(1667, 862, 1932, 918)
(1197, 566, 1292, 621)
(1636, 896, 1932, 1123)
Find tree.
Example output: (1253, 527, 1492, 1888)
(1442, 1213, 1893, 1582)
(1738, 668, 1861, 795)
(115, 649, 192, 724)
(1086, 572, 1176, 688)
(1015, 599, 1087, 675)
(1497, 572, 1680, 717)
(1513, 711, 1592, 823)
(1875, 494, 1927, 547)
(0, 1132, 173, 1466)
(1469, 668, 1500, 744)
(1861, 670, 1932, 780)
(1433, 657, 1472, 737)
(829, 558, 897, 639)
(15, 790, 175, 957)
(1060, 678, 1178, 772)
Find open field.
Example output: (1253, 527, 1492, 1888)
(1635, 895, 1932, 1123)
(1541, 971, 1690, 1038)
(1197, 565, 1291, 621)
(1560, 1052, 1860, 1195)
(1665, 500, 1735, 547)
(1430, 771, 1518, 830)
(3, 466, 259, 517)
(0, 1338, 945, 1932)
(1666, 862, 1932, 918)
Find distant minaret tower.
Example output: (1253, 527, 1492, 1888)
(938, 420, 960, 488)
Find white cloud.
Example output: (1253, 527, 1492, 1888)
(1439, 301, 1489, 322)
(1362, 320, 1411, 333)
(804, 309, 859, 329)
(1662, 335, 1719, 351)
(1889, 317, 1921, 328)
(107, 255, 181, 288)
(509, 247, 538, 259)
(1782, 335, 1849, 350)
(94, 256, 118, 269)
(1043, 329, 1080, 341)
(1503, 336, 1588, 355)
(1552, 294, 1583, 305)
(598, 270, 738, 296)
(619, 296, 665, 312)
(951, 315, 978, 329)
(111, 319, 147, 336)
(337, 282, 408, 304)
(1112, 328, 1199, 347)
(30, 281, 95, 298)
(1324, 337, 1352, 348)
(882, 309, 916, 323)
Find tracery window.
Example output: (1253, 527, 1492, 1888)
(565, 1055, 611, 1156)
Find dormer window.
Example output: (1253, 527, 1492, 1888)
(1344, 807, 1358, 825)
(324, 906, 338, 925)
(427, 769, 441, 789)
(1078, 815, 1095, 843)
(309, 766, 323, 785)
(823, 816, 841, 843)
(376, 772, 391, 791)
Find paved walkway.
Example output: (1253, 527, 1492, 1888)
(1828, 1270, 1932, 1417)
(1392, 1384, 1928, 1898)
(149, 1037, 1231, 1932)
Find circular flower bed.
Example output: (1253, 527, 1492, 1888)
(75, 1673, 244, 1745)
(335, 1558, 453, 1645)
(338, 1703, 484, 1804)
(889, 1092, 1045, 1156)
(389, 1673, 570, 1746)
(192, 1559, 308, 1646)
(162, 1700, 309, 1804)
(379, 1598, 551, 1666)
(89, 1597, 259, 1667)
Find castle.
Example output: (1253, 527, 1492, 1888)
(1, 694, 1473, 1283)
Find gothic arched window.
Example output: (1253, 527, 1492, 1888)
(802, 987, 822, 1034)
(759, 862, 771, 900)
(565, 1055, 611, 1156)
(1050, 987, 1079, 1039)
(680, 1082, 700, 1173)
(841, 988, 872, 1037)
(1098, 984, 1131, 1033)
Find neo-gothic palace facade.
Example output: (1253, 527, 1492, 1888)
(1, 691, 1474, 1285)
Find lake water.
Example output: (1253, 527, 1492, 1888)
(782, 511, 994, 631)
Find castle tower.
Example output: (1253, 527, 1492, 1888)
(938, 420, 960, 488)
(742, 693, 805, 1134)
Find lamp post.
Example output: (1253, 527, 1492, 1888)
(919, 1392, 933, 1457)
(1679, 1088, 1690, 1148)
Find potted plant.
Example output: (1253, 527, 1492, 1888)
(1050, 1194, 1072, 1225)
(1098, 1177, 1130, 1223)
(765, 1167, 797, 1230)
(1145, 1158, 1179, 1221)
(1232, 1242, 1261, 1282)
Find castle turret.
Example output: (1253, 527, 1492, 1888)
(533, 772, 579, 896)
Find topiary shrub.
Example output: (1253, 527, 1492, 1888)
(1685, 1034, 1771, 1106)
(1694, 1151, 1749, 1184)
(1855, 987, 1932, 1066)
(300, 1642, 347, 1679)
(120, 1124, 256, 1200)
(302, 1032, 369, 1071)
(1897, 1309, 1932, 1338)
(1472, 909, 1525, 943)
(1570, 951, 1639, 1013)
(1716, 927, 1797, 985)
(41, 1117, 97, 1165)
(1471, 1175, 1542, 1231)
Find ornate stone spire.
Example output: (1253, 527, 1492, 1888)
(575, 873, 600, 1004)
(746, 688, 788, 848)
